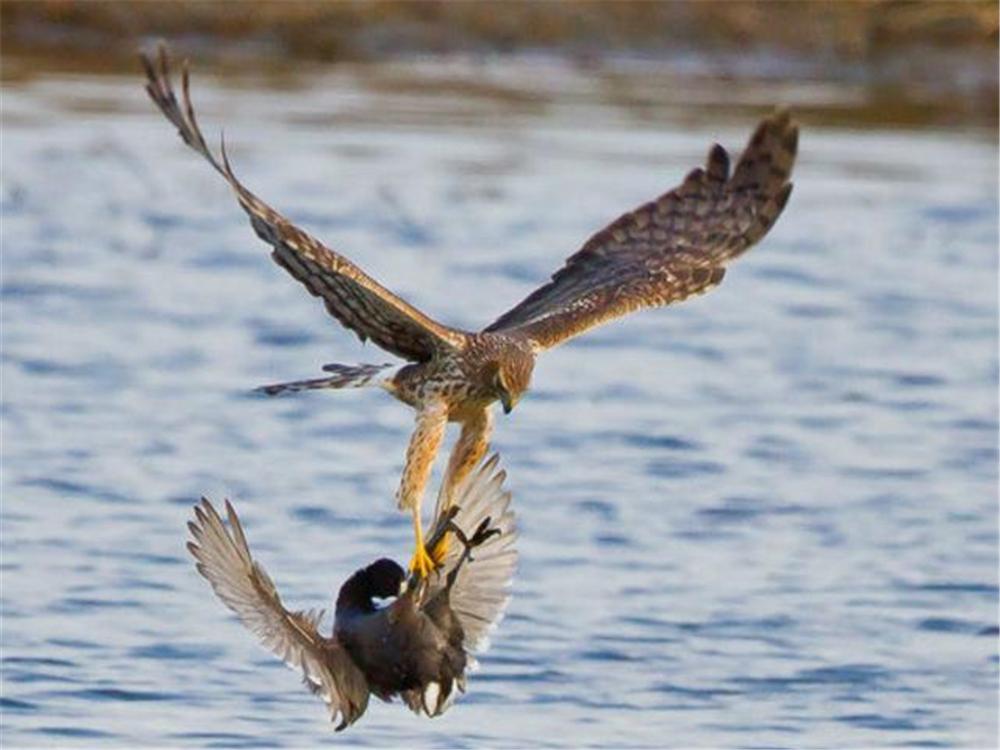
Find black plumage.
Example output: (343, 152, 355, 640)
(186, 456, 516, 730)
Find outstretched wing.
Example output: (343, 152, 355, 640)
(485, 110, 798, 350)
(427, 454, 517, 653)
(142, 45, 468, 362)
(187, 498, 370, 730)
(397, 455, 516, 718)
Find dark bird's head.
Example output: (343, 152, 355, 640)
(336, 558, 406, 615)
(491, 345, 535, 415)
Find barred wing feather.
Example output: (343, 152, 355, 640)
(142, 45, 467, 362)
(486, 110, 798, 351)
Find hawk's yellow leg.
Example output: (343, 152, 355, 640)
(409, 511, 437, 579)
(429, 407, 494, 563)
(400, 402, 448, 578)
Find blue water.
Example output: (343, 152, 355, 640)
(2, 58, 997, 747)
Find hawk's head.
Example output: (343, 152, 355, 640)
(491, 344, 535, 414)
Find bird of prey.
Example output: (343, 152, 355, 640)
(143, 46, 798, 577)
(187, 455, 517, 730)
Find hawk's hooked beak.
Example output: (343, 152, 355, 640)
(500, 390, 517, 414)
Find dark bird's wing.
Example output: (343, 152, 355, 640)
(187, 498, 370, 730)
(427, 454, 517, 654)
(142, 45, 468, 362)
(485, 111, 798, 351)
(397, 454, 516, 718)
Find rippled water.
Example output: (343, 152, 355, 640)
(2, 57, 997, 747)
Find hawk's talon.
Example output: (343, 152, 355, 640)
(408, 510, 438, 580)
(409, 544, 437, 579)
(429, 534, 450, 566)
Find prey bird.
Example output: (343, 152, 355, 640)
(143, 46, 798, 577)
(187, 455, 517, 730)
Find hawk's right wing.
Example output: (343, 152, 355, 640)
(142, 45, 468, 363)
(187, 498, 370, 730)
(485, 111, 798, 351)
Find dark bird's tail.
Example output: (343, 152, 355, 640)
(256, 362, 394, 396)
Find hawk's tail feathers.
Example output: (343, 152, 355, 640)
(256, 362, 395, 396)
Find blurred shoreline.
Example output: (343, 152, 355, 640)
(2, 0, 997, 127)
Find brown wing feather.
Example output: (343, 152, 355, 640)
(187, 498, 370, 730)
(485, 110, 798, 350)
(142, 45, 467, 362)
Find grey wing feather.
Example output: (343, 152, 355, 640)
(427, 454, 518, 653)
(187, 498, 369, 730)
(142, 44, 467, 362)
(485, 110, 798, 350)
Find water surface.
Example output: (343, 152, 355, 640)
(2, 56, 997, 747)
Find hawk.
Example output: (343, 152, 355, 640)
(143, 46, 798, 577)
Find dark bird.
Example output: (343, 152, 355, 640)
(186, 456, 517, 730)
(145, 45, 798, 577)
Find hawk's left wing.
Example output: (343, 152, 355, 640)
(485, 111, 798, 351)
(142, 46, 468, 362)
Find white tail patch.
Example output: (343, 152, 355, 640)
(369, 595, 397, 610)
(422, 681, 441, 716)
(439, 679, 459, 714)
